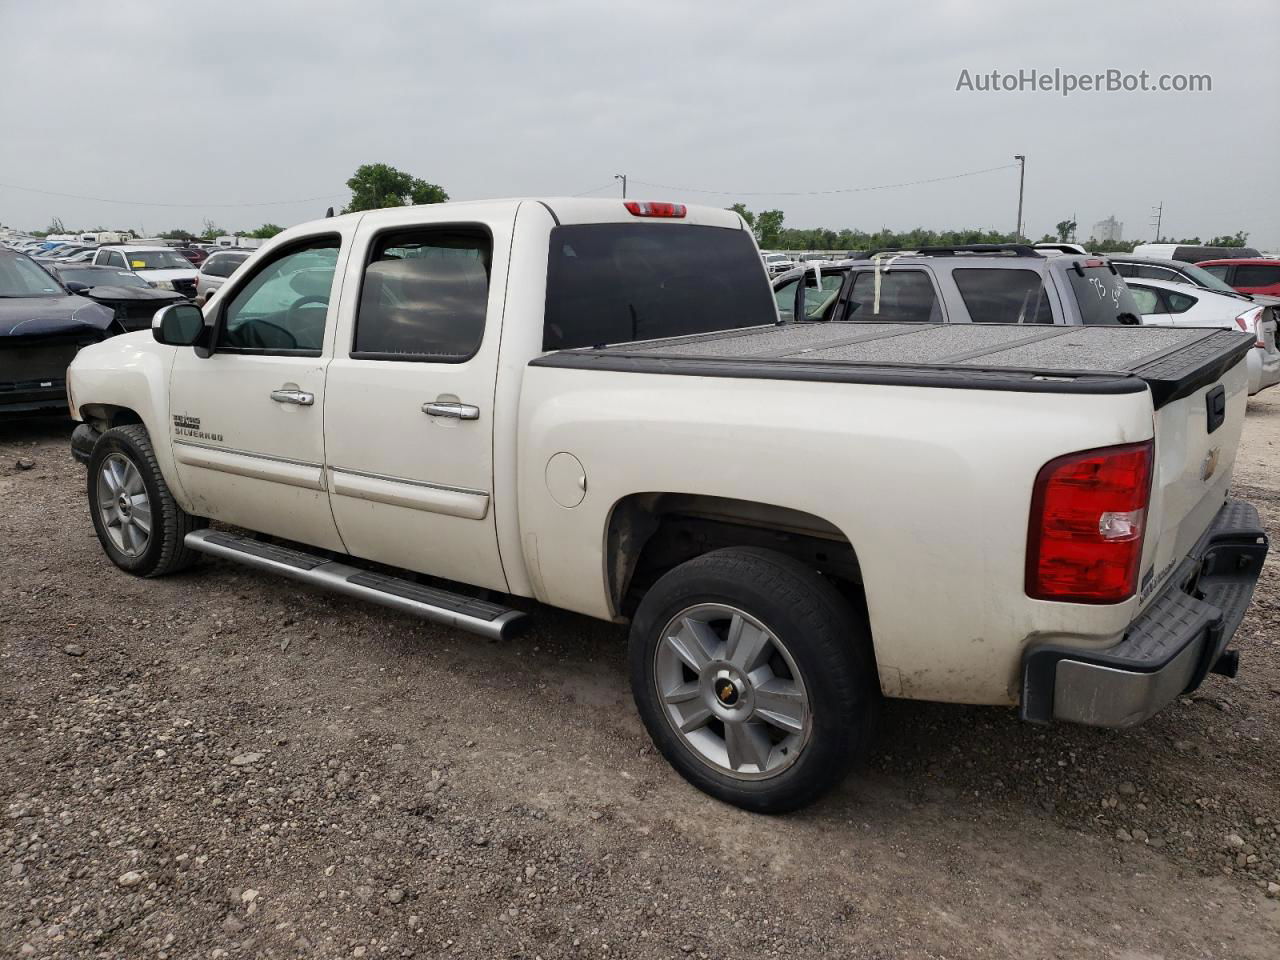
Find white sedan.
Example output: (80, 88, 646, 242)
(1126, 277, 1280, 396)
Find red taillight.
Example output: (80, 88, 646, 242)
(1026, 441, 1153, 604)
(624, 201, 687, 219)
(1235, 307, 1265, 348)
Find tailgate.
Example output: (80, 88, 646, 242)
(1133, 329, 1255, 608)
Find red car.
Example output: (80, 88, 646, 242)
(1196, 258, 1280, 297)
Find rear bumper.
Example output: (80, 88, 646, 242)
(1021, 499, 1268, 728)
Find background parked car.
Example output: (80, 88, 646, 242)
(175, 245, 209, 267)
(195, 249, 252, 304)
(92, 245, 199, 298)
(0, 249, 115, 417)
(1131, 243, 1262, 263)
(46, 263, 187, 331)
(1195, 259, 1280, 298)
(1125, 276, 1279, 396)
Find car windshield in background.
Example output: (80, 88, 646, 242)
(1066, 265, 1142, 325)
(125, 250, 193, 270)
(0, 255, 63, 297)
(1178, 262, 1243, 295)
(543, 224, 776, 350)
(62, 268, 150, 289)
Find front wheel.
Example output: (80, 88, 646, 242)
(629, 547, 878, 813)
(87, 424, 204, 577)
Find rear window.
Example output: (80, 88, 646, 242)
(953, 269, 1054, 324)
(543, 224, 775, 350)
(1065, 266, 1143, 325)
(1234, 264, 1280, 287)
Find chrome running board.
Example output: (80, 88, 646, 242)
(184, 529, 526, 640)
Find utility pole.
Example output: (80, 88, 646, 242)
(1013, 154, 1026, 241)
(614, 174, 627, 199)
(1150, 202, 1163, 242)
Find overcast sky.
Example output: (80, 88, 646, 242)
(1, 0, 1276, 247)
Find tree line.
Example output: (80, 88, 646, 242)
(21, 167, 1251, 255)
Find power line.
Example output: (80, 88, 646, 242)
(0, 181, 344, 209)
(571, 182, 620, 197)
(628, 163, 1020, 198)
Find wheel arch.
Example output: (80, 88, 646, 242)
(79, 402, 144, 432)
(604, 492, 867, 626)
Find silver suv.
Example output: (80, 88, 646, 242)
(196, 250, 252, 304)
(771, 244, 1143, 327)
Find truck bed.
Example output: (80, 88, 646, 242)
(531, 322, 1254, 408)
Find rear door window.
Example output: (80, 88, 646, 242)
(773, 277, 799, 322)
(1199, 264, 1231, 282)
(1234, 264, 1280, 287)
(1128, 286, 1162, 315)
(845, 270, 939, 322)
(1165, 290, 1198, 314)
(353, 228, 491, 361)
(952, 269, 1054, 324)
(802, 271, 845, 320)
(1065, 265, 1143, 325)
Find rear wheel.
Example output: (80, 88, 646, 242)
(629, 547, 878, 813)
(87, 424, 204, 577)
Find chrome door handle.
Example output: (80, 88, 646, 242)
(422, 401, 480, 420)
(270, 388, 314, 406)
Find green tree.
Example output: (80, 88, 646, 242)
(343, 163, 448, 213)
(728, 203, 756, 231)
(1207, 230, 1249, 247)
(755, 210, 785, 247)
(1055, 219, 1077, 243)
(200, 219, 225, 242)
(247, 223, 284, 239)
(160, 228, 197, 242)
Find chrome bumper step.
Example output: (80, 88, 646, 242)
(184, 529, 526, 640)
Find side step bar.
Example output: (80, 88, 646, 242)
(184, 530, 526, 640)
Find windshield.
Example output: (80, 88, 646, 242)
(62, 268, 150, 289)
(544, 224, 777, 350)
(0, 255, 63, 298)
(1066, 265, 1144, 325)
(1178, 262, 1243, 295)
(124, 250, 192, 270)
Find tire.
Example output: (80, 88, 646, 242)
(629, 547, 878, 813)
(87, 424, 204, 577)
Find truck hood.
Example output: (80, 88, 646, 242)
(0, 295, 116, 337)
(136, 268, 198, 282)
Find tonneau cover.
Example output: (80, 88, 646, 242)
(532, 322, 1254, 409)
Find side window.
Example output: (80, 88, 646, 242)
(1234, 265, 1280, 287)
(952, 269, 1055, 324)
(104, 251, 126, 268)
(1135, 265, 1177, 280)
(802, 272, 845, 320)
(219, 238, 339, 355)
(1199, 264, 1230, 281)
(1127, 286, 1162, 315)
(773, 278, 799, 322)
(1165, 290, 1198, 314)
(353, 227, 491, 361)
(1112, 262, 1137, 277)
(846, 270, 939, 322)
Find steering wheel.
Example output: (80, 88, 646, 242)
(287, 295, 330, 328)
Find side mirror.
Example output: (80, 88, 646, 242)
(65, 281, 90, 294)
(153, 303, 208, 347)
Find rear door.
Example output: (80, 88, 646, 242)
(322, 205, 514, 593)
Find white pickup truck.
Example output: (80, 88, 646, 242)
(66, 198, 1268, 812)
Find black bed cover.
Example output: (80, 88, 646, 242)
(530, 322, 1254, 409)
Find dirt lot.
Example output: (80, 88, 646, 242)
(2, 395, 1279, 960)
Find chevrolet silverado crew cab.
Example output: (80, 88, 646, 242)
(66, 198, 1268, 812)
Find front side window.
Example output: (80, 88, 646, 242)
(773, 278, 799, 321)
(124, 250, 192, 271)
(845, 270, 939, 322)
(353, 228, 491, 361)
(953, 269, 1054, 324)
(219, 239, 339, 354)
(802, 271, 845, 320)
(103, 250, 127, 268)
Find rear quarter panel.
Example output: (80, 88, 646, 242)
(517, 368, 1159, 706)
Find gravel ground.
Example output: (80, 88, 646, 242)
(2, 393, 1279, 960)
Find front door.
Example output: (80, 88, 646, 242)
(167, 232, 352, 551)
(323, 210, 511, 593)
